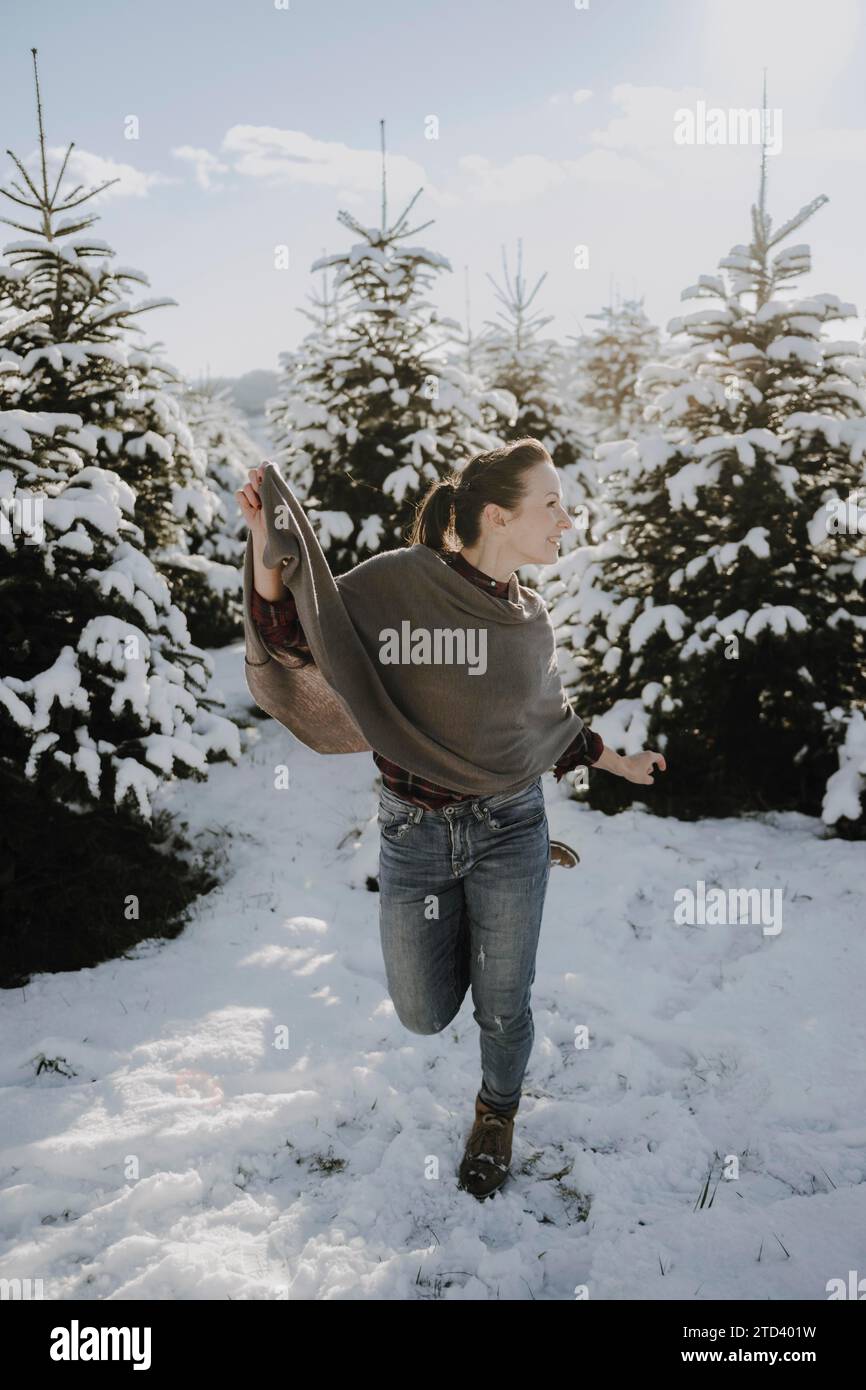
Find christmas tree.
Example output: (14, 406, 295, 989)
(0, 52, 240, 825)
(0, 49, 233, 649)
(264, 122, 516, 571)
(474, 240, 595, 559)
(176, 379, 260, 644)
(265, 253, 342, 491)
(576, 294, 661, 443)
(545, 148, 866, 835)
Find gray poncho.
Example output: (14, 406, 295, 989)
(242, 461, 586, 797)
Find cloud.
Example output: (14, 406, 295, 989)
(585, 84, 802, 186)
(456, 144, 662, 203)
(220, 125, 432, 202)
(548, 88, 594, 108)
(172, 145, 231, 192)
(179, 112, 660, 212)
(15, 146, 179, 200)
(457, 152, 570, 201)
(568, 147, 664, 189)
(589, 84, 707, 152)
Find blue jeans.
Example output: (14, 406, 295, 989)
(377, 775, 551, 1113)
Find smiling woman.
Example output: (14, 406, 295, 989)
(414, 439, 574, 579)
(236, 447, 665, 1201)
(240, 452, 588, 793)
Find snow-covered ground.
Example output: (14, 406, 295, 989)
(1, 641, 864, 1301)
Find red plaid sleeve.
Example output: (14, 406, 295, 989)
(250, 586, 313, 666)
(553, 726, 604, 782)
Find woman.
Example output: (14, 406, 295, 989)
(237, 438, 665, 1200)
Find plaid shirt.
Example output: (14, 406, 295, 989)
(250, 547, 605, 809)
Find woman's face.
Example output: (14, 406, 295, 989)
(489, 461, 574, 567)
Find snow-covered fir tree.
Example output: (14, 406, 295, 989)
(0, 369, 240, 822)
(0, 58, 240, 823)
(263, 124, 516, 572)
(544, 161, 866, 836)
(441, 264, 491, 379)
(576, 295, 661, 443)
(473, 241, 595, 558)
(265, 255, 342, 482)
(0, 56, 232, 649)
(177, 380, 260, 644)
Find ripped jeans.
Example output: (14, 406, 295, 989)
(377, 775, 551, 1113)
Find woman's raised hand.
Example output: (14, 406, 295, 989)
(238, 464, 287, 595)
(236, 466, 268, 550)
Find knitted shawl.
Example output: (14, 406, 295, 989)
(242, 461, 585, 797)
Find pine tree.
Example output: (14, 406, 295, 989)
(0, 48, 232, 648)
(474, 240, 595, 558)
(0, 54, 240, 824)
(0, 383, 240, 821)
(263, 122, 516, 572)
(176, 380, 260, 644)
(547, 155, 866, 835)
(577, 295, 661, 442)
(265, 254, 342, 488)
(442, 264, 491, 379)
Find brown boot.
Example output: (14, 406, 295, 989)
(458, 1092, 519, 1200)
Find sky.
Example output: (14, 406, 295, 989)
(2, 0, 866, 382)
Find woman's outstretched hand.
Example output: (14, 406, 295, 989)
(621, 750, 667, 785)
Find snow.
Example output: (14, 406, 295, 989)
(821, 708, 866, 825)
(162, 551, 242, 598)
(627, 602, 688, 652)
(666, 456, 721, 510)
(0, 408, 84, 455)
(1, 646, 89, 732)
(305, 509, 353, 550)
(591, 695, 655, 754)
(171, 484, 220, 527)
(783, 414, 866, 465)
(766, 337, 822, 366)
(681, 274, 726, 300)
(0, 676, 33, 728)
(5, 647, 865, 1301)
(744, 605, 809, 640)
(382, 463, 421, 505)
(143, 732, 208, 775)
(96, 540, 176, 612)
(693, 429, 781, 469)
(716, 526, 771, 568)
(126, 430, 174, 464)
(73, 741, 102, 799)
(113, 756, 161, 819)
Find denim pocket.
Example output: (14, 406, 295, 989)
(483, 782, 546, 833)
(377, 800, 417, 841)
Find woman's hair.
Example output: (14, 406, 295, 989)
(405, 436, 553, 551)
